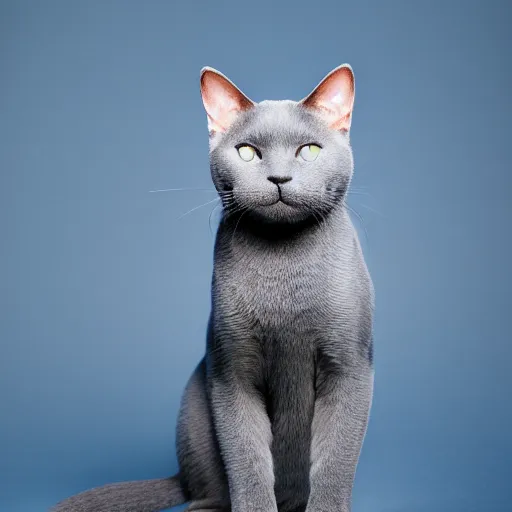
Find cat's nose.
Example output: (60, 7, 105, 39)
(268, 176, 292, 185)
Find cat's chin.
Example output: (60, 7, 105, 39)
(247, 200, 316, 226)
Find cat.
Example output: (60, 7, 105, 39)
(51, 63, 374, 512)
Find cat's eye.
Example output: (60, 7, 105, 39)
(298, 144, 321, 162)
(237, 145, 256, 162)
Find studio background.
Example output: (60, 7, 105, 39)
(2, 1, 511, 511)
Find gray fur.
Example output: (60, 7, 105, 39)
(51, 68, 374, 512)
(51, 476, 186, 512)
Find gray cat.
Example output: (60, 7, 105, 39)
(52, 64, 374, 512)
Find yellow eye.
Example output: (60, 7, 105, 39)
(299, 144, 321, 162)
(237, 145, 256, 162)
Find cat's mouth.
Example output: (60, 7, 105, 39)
(265, 198, 293, 208)
(260, 183, 295, 208)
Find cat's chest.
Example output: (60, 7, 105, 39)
(218, 244, 338, 329)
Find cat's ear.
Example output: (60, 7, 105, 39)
(300, 64, 355, 132)
(200, 67, 255, 134)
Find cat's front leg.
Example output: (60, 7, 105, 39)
(206, 350, 278, 512)
(306, 360, 373, 512)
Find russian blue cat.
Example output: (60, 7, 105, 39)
(52, 64, 374, 512)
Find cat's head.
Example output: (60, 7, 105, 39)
(200, 65, 355, 225)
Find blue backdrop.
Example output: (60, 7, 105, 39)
(2, 1, 511, 511)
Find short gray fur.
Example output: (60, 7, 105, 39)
(51, 67, 374, 512)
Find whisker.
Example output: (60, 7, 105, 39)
(305, 204, 328, 230)
(223, 205, 247, 223)
(230, 207, 251, 244)
(222, 200, 248, 219)
(309, 209, 323, 230)
(177, 197, 221, 220)
(343, 201, 369, 246)
(149, 187, 217, 193)
(315, 208, 328, 226)
(347, 190, 372, 197)
(208, 203, 222, 236)
(358, 203, 384, 218)
(159, 183, 376, 244)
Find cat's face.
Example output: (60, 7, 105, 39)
(200, 66, 355, 225)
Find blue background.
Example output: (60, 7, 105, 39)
(2, 1, 511, 511)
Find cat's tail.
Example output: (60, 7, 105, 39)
(50, 473, 188, 512)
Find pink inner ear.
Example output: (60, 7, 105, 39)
(301, 66, 355, 131)
(200, 70, 254, 133)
